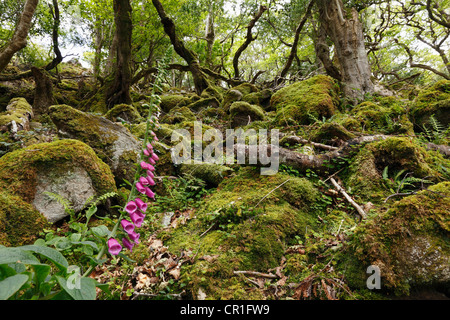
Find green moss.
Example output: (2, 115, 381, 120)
(0, 97, 33, 129)
(161, 167, 320, 299)
(410, 80, 450, 129)
(231, 83, 259, 96)
(179, 162, 233, 187)
(0, 139, 116, 203)
(187, 97, 220, 112)
(242, 88, 273, 110)
(161, 106, 196, 124)
(221, 89, 243, 113)
(159, 94, 190, 113)
(0, 190, 49, 247)
(346, 137, 445, 202)
(347, 181, 450, 295)
(105, 104, 142, 123)
(271, 75, 340, 125)
(229, 101, 265, 128)
(351, 100, 413, 135)
(311, 122, 356, 143)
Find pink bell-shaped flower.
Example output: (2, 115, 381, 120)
(130, 211, 144, 228)
(125, 201, 137, 214)
(107, 238, 122, 255)
(134, 198, 147, 212)
(120, 219, 135, 234)
(122, 237, 134, 252)
(145, 187, 155, 199)
(136, 182, 146, 194)
(128, 231, 140, 244)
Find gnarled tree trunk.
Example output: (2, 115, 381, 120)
(152, 0, 210, 95)
(0, 0, 39, 73)
(316, 0, 374, 102)
(106, 0, 133, 108)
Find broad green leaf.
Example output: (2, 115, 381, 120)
(70, 240, 99, 251)
(56, 276, 97, 300)
(0, 247, 40, 265)
(20, 245, 68, 271)
(0, 274, 29, 300)
(91, 225, 110, 238)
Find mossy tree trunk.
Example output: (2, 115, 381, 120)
(152, 0, 210, 95)
(31, 67, 55, 116)
(316, 0, 374, 102)
(105, 0, 133, 109)
(0, 0, 39, 73)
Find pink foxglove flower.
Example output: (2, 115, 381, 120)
(122, 237, 134, 252)
(128, 231, 140, 244)
(121, 219, 135, 234)
(146, 177, 155, 186)
(147, 170, 155, 179)
(139, 176, 150, 185)
(145, 188, 155, 199)
(134, 198, 147, 212)
(125, 201, 137, 214)
(151, 153, 159, 161)
(146, 143, 153, 150)
(148, 158, 156, 165)
(130, 211, 144, 228)
(143, 149, 151, 156)
(107, 238, 122, 255)
(136, 182, 146, 194)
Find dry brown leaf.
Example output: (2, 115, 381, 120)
(168, 268, 181, 280)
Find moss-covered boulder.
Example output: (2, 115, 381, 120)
(271, 75, 340, 125)
(179, 162, 233, 187)
(105, 104, 142, 123)
(0, 97, 33, 132)
(159, 94, 191, 113)
(347, 182, 449, 295)
(221, 89, 243, 113)
(0, 139, 116, 223)
(242, 88, 273, 110)
(229, 101, 265, 128)
(161, 106, 196, 124)
(346, 137, 447, 202)
(311, 122, 356, 144)
(410, 80, 450, 130)
(0, 190, 49, 247)
(186, 97, 220, 112)
(49, 104, 141, 183)
(351, 100, 413, 135)
(161, 167, 320, 299)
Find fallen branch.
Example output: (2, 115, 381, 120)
(330, 177, 367, 219)
(233, 270, 279, 279)
(254, 179, 290, 208)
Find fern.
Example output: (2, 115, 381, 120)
(422, 114, 448, 144)
(44, 191, 75, 216)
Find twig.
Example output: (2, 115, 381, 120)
(131, 291, 185, 300)
(330, 178, 367, 219)
(254, 179, 290, 208)
(233, 270, 279, 279)
(199, 223, 216, 237)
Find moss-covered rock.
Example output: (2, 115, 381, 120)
(0, 139, 116, 223)
(221, 89, 243, 113)
(179, 162, 233, 187)
(229, 101, 265, 128)
(311, 122, 356, 144)
(410, 80, 450, 130)
(0, 97, 33, 132)
(242, 88, 273, 110)
(49, 104, 141, 183)
(105, 104, 142, 123)
(346, 137, 446, 202)
(186, 97, 220, 112)
(231, 83, 259, 96)
(271, 75, 340, 125)
(351, 100, 414, 135)
(0, 190, 49, 247)
(161, 167, 320, 299)
(159, 94, 191, 113)
(161, 106, 196, 124)
(347, 181, 450, 295)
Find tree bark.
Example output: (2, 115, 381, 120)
(316, 0, 374, 102)
(152, 0, 210, 94)
(232, 5, 267, 79)
(0, 0, 39, 73)
(105, 0, 133, 108)
(32, 67, 55, 116)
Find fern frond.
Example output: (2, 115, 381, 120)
(43, 191, 74, 215)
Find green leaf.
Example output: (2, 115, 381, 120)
(56, 276, 97, 300)
(0, 274, 29, 300)
(91, 225, 110, 238)
(0, 247, 40, 265)
(20, 245, 69, 271)
(32, 264, 51, 286)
